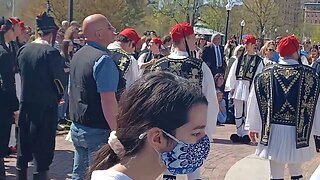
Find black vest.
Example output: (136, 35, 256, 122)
(108, 48, 131, 101)
(235, 54, 262, 81)
(255, 64, 320, 149)
(69, 45, 110, 130)
(150, 56, 203, 87)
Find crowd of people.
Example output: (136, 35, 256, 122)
(2, 10, 320, 180)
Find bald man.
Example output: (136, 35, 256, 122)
(69, 14, 117, 180)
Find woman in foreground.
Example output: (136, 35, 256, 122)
(89, 71, 211, 180)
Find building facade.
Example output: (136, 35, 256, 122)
(304, 1, 320, 24)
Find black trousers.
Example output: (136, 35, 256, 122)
(16, 102, 57, 173)
(0, 104, 13, 158)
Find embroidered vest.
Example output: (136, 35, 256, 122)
(150, 57, 203, 87)
(235, 54, 262, 81)
(255, 64, 320, 149)
(108, 48, 132, 101)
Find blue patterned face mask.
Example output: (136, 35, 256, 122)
(160, 131, 210, 175)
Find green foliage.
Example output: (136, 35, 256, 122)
(311, 25, 320, 43)
(200, 6, 224, 32)
(18, 0, 299, 40)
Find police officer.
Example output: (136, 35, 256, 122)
(0, 16, 19, 180)
(150, 22, 219, 180)
(16, 12, 66, 180)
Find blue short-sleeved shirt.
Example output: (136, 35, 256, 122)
(88, 42, 119, 93)
(273, 51, 280, 63)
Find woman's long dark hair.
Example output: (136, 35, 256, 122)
(60, 39, 72, 61)
(87, 72, 208, 179)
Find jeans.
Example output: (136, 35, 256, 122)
(217, 111, 227, 124)
(57, 92, 69, 121)
(70, 122, 110, 180)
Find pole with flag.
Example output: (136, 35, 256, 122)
(224, 0, 244, 45)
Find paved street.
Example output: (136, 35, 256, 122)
(4, 125, 320, 180)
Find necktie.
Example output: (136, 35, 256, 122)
(216, 46, 222, 67)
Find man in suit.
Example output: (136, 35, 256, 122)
(201, 33, 226, 76)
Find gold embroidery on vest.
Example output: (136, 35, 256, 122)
(169, 62, 182, 75)
(119, 57, 128, 71)
(247, 58, 256, 79)
(259, 71, 272, 144)
(274, 69, 300, 94)
(190, 68, 199, 84)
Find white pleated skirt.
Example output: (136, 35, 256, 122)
(232, 80, 251, 101)
(256, 124, 316, 164)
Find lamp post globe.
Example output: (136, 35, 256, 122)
(240, 20, 245, 27)
(239, 20, 245, 44)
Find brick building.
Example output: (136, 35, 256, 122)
(304, 1, 320, 24)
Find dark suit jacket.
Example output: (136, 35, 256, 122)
(201, 44, 226, 76)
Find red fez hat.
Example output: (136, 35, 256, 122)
(170, 22, 194, 42)
(243, 35, 256, 44)
(119, 28, 141, 45)
(151, 37, 162, 46)
(19, 21, 27, 31)
(9, 17, 20, 25)
(277, 35, 300, 57)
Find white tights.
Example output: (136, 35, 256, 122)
(234, 99, 248, 137)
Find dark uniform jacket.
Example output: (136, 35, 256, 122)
(0, 44, 19, 158)
(17, 43, 66, 106)
(0, 44, 19, 112)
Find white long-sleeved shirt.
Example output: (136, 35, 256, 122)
(168, 51, 219, 138)
(107, 43, 139, 88)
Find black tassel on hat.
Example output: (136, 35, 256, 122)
(36, 12, 58, 34)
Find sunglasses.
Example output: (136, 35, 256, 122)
(305, 41, 311, 44)
(268, 49, 275, 52)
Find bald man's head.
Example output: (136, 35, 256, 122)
(82, 14, 116, 47)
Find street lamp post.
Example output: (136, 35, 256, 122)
(274, 28, 278, 40)
(239, 20, 245, 44)
(69, 0, 74, 22)
(286, 29, 289, 34)
(12, 0, 15, 17)
(224, 4, 232, 45)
